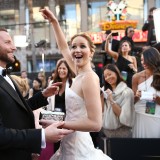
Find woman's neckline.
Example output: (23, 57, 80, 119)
(77, 70, 93, 76)
(145, 70, 153, 79)
(123, 55, 129, 59)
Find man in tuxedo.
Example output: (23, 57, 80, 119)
(101, 30, 120, 65)
(0, 28, 73, 160)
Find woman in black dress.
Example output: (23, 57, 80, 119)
(105, 33, 138, 88)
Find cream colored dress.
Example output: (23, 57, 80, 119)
(50, 88, 112, 160)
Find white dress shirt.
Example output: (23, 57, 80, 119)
(0, 67, 15, 90)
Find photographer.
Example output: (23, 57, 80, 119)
(142, 7, 157, 46)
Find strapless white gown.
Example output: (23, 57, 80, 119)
(50, 88, 111, 160)
(132, 76, 160, 138)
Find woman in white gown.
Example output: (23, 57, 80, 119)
(132, 47, 160, 138)
(40, 8, 112, 160)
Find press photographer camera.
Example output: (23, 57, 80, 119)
(34, 40, 46, 48)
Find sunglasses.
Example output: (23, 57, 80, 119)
(129, 30, 135, 33)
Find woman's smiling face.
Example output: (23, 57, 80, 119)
(103, 69, 117, 87)
(70, 36, 92, 68)
(58, 62, 68, 80)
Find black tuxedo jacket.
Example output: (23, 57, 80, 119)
(0, 76, 48, 160)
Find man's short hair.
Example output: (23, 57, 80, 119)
(0, 28, 8, 32)
(149, 7, 157, 13)
(125, 26, 133, 36)
(21, 70, 27, 73)
(105, 30, 111, 35)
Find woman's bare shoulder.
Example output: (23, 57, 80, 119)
(85, 71, 99, 79)
(81, 71, 99, 85)
(133, 70, 145, 84)
(133, 70, 144, 77)
(130, 55, 136, 60)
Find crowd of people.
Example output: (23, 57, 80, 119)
(0, 6, 160, 160)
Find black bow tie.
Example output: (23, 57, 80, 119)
(2, 67, 13, 77)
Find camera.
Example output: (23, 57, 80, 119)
(34, 40, 46, 48)
(39, 110, 65, 121)
(112, 32, 119, 36)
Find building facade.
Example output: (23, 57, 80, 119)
(0, 0, 160, 72)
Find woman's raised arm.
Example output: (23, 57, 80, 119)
(105, 33, 119, 62)
(40, 7, 75, 73)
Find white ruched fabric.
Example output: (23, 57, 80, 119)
(50, 88, 112, 160)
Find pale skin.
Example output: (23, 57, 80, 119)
(40, 7, 102, 132)
(0, 29, 73, 142)
(132, 70, 147, 103)
(105, 33, 137, 73)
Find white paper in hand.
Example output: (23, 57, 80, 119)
(100, 88, 108, 99)
(140, 91, 153, 101)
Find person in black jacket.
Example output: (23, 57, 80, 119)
(0, 28, 73, 160)
(142, 7, 157, 46)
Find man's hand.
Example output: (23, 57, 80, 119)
(44, 121, 74, 143)
(42, 82, 62, 97)
(39, 119, 56, 128)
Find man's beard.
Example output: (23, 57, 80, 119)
(0, 54, 15, 64)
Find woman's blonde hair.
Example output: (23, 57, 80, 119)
(70, 33, 96, 53)
(11, 75, 30, 97)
